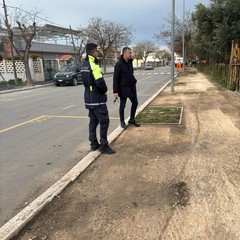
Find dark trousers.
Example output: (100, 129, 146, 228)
(119, 96, 138, 122)
(88, 104, 109, 146)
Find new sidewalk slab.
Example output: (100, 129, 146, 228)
(3, 71, 240, 240)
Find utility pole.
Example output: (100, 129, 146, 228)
(171, 0, 175, 94)
(182, 0, 185, 72)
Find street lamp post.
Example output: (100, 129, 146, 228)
(171, 0, 175, 94)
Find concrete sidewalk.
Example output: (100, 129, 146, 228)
(3, 71, 240, 240)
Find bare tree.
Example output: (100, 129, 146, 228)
(82, 17, 133, 73)
(154, 11, 195, 59)
(75, 39, 86, 64)
(74, 31, 88, 65)
(132, 44, 144, 69)
(3, 0, 38, 86)
(155, 49, 171, 65)
(133, 41, 158, 68)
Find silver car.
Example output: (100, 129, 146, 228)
(145, 64, 154, 70)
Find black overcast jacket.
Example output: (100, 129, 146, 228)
(113, 55, 137, 98)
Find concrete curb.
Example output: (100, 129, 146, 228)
(0, 79, 172, 240)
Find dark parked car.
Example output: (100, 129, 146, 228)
(145, 64, 154, 70)
(53, 64, 82, 86)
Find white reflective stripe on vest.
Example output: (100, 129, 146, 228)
(85, 102, 106, 106)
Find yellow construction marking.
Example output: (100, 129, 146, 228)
(30, 115, 51, 123)
(47, 115, 89, 119)
(0, 115, 47, 133)
(47, 115, 119, 120)
(62, 105, 75, 110)
(0, 115, 119, 133)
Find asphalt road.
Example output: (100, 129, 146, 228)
(0, 66, 172, 227)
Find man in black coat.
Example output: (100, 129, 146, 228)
(113, 47, 140, 129)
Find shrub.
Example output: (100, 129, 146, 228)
(8, 78, 23, 85)
(0, 81, 8, 86)
(31, 54, 39, 61)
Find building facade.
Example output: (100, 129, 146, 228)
(0, 25, 80, 82)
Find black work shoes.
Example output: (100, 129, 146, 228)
(90, 141, 100, 151)
(98, 145, 116, 154)
(120, 121, 127, 129)
(128, 119, 140, 127)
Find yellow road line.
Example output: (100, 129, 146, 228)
(47, 115, 88, 119)
(0, 115, 47, 133)
(0, 115, 119, 133)
(47, 115, 119, 120)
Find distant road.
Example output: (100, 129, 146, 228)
(0, 66, 172, 226)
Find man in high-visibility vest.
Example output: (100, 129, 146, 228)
(81, 43, 115, 154)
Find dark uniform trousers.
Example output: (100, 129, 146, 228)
(119, 96, 138, 122)
(88, 104, 109, 146)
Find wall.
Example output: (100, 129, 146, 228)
(0, 59, 45, 82)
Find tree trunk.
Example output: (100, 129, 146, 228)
(24, 58, 33, 86)
(102, 56, 107, 74)
(10, 44, 18, 84)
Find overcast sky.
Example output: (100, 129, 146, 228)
(1, 0, 211, 46)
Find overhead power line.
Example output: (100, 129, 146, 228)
(0, 3, 67, 29)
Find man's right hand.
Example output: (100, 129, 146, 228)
(114, 93, 119, 98)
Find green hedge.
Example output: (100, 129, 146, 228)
(0, 78, 23, 86)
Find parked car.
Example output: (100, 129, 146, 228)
(145, 64, 154, 70)
(53, 64, 82, 86)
